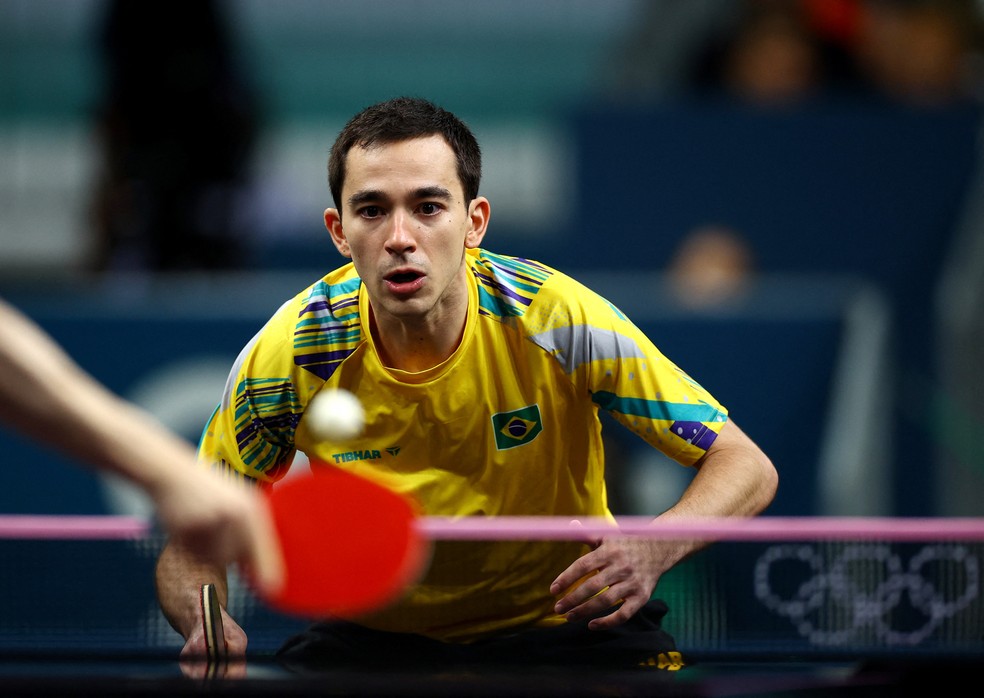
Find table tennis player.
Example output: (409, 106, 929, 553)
(155, 96, 778, 671)
(0, 297, 283, 596)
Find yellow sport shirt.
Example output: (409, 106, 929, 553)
(200, 248, 728, 642)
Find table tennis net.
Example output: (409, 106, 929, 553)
(0, 516, 981, 661)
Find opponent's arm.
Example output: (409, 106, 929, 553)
(0, 299, 282, 593)
(551, 419, 777, 629)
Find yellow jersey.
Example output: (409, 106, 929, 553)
(200, 248, 728, 642)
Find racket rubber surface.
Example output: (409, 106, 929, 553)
(260, 463, 429, 619)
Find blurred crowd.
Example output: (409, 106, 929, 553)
(612, 0, 984, 107)
(82, 0, 984, 274)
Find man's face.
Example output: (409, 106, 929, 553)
(325, 135, 487, 326)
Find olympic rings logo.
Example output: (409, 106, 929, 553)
(753, 544, 980, 646)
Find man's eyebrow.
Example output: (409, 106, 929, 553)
(414, 186, 453, 200)
(348, 189, 386, 207)
(347, 186, 453, 208)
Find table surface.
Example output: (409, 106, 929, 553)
(0, 652, 974, 697)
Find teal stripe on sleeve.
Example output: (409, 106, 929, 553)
(592, 390, 724, 423)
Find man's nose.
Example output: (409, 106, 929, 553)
(385, 210, 416, 252)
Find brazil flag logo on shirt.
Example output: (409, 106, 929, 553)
(491, 405, 543, 450)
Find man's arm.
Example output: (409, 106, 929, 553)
(661, 417, 778, 521)
(551, 419, 777, 629)
(156, 538, 246, 657)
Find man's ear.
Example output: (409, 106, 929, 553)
(465, 197, 490, 249)
(325, 208, 351, 258)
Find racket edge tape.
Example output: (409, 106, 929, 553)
(201, 582, 226, 666)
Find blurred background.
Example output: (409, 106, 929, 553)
(2, 0, 983, 522)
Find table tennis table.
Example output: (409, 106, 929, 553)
(1, 649, 977, 696)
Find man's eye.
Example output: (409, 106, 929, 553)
(419, 203, 441, 215)
(359, 206, 382, 218)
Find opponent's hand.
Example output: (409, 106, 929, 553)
(153, 469, 285, 598)
(549, 536, 670, 631)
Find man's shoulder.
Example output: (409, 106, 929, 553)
(249, 264, 365, 379)
(299, 264, 363, 320)
(468, 248, 606, 319)
(267, 263, 361, 325)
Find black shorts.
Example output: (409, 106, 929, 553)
(275, 599, 683, 673)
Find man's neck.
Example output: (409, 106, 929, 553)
(370, 299, 469, 374)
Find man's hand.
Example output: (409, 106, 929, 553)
(551, 418, 777, 631)
(177, 605, 248, 679)
(550, 536, 673, 631)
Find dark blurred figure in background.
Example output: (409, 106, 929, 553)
(686, 0, 865, 104)
(853, 0, 983, 105)
(686, 0, 983, 106)
(90, 0, 259, 272)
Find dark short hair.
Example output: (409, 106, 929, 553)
(328, 97, 482, 211)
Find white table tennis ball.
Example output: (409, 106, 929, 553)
(306, 388, 365, 441)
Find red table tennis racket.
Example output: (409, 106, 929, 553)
(256, 461, 429, 619)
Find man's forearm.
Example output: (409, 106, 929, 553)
(155, 540, 230, 639)
(652, 419, 777, 565)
